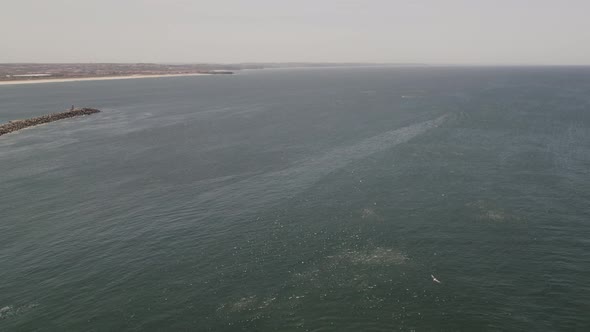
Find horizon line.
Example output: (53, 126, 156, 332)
(2, 62, 590, 67)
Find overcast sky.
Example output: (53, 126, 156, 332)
(2, 0, 589, 64)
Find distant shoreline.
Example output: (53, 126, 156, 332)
(0, 73, 212, 86)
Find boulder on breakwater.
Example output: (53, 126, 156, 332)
(0, 107, 100, 137)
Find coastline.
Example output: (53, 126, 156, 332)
(0, 73, 211, 86)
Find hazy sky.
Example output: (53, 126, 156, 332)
(2, 0, 589, 64)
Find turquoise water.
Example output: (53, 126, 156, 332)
(1, 67, 589, 331)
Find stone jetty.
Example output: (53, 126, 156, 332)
(0, 107, 100, 137)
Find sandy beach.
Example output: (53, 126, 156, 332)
(0, 73, 211, 86)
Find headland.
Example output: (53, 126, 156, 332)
(0, 63, 237, 85)
(0, 73, 212, 86)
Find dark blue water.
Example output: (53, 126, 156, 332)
(1, 67, 589, 331)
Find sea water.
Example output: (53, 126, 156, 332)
(1, 67, 589, 331)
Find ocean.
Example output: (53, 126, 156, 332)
(1, 67, 589, 331)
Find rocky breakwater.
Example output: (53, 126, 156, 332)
(0, 107, 100, 137)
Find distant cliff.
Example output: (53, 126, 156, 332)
(0, 108, 100, 137)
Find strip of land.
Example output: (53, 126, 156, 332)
(0, 63, 242, 86)
(0, 62, 423, 86)
(0, 73, 211, 86)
